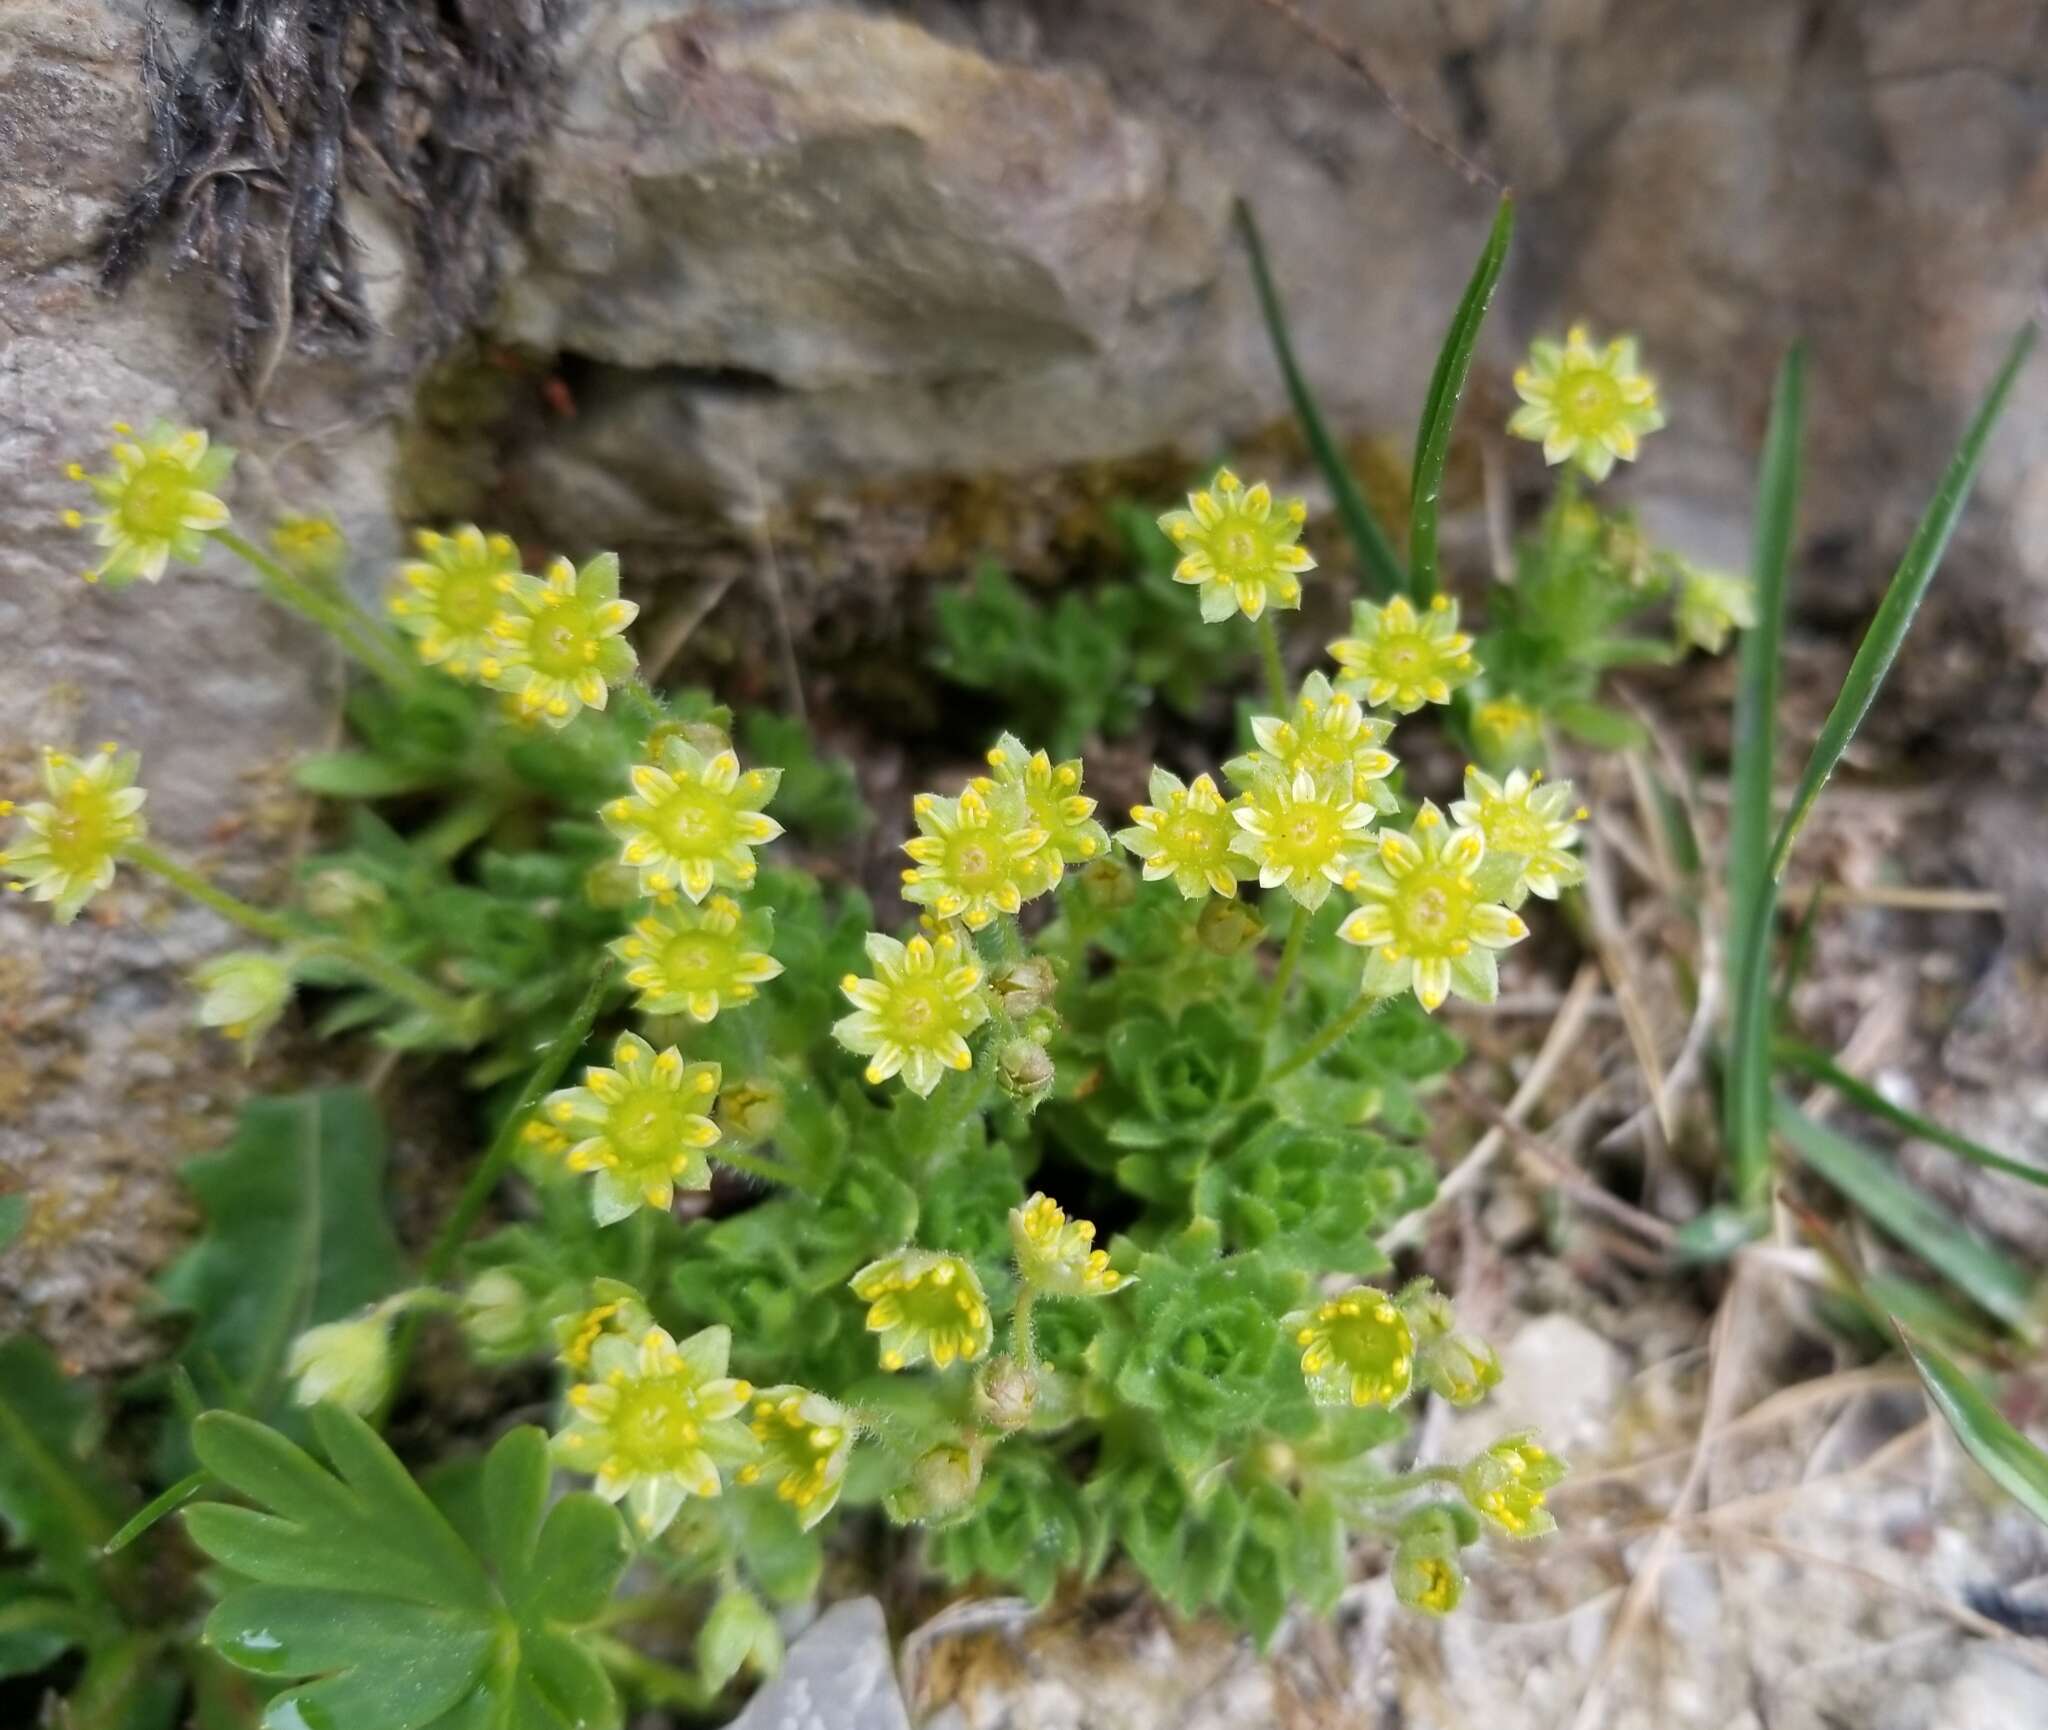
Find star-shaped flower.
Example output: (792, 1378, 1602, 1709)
(1157, 467, 1316, 623)
(977, 734, 1108, 895)
(1225, 670, 1400, 813)
(833, 930, 989, 1097)
(387, 525, 525, 680)
(1508, 324, 1665, 482)
(1116, 768, 1247, 901)
(487, 551, 640, 727)
(900, 781, 1046, 932)
(1284, 1286, 1415, 1409)
(0, 743, 147, 923)
(609, 894, 782, 1022)
(1009, 1193, 1128, 1297)
(64, 421, 233, 586)
(850, 1249, 993, 1372)
(734, 1385, 855, 1529)
(602, 739, 783, 902)
(539, 1032, 722, 1224)
(1230, 766, 1377, 911)
(1449, 765, 1585, 904)
(1328, 594, 1478, 715)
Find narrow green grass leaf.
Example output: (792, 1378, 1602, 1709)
(1900, 1327, 2048, 1531)
(1409, 195, 1515, 601)
(1775, 1097, 2038, 1339)
(1725, 347, 1805, 1206)
(1769, 324, 2037, 879)
(1776, 1040, 2048, 1191)
(1234, 199, 1405, 599)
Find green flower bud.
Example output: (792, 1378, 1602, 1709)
(989, 955, 1058, 1018)
(1461, 1432, 1566, 1540)
(1392, 1528, 1465, 1615)
(887, 1442, 984, 1525)
(580, 859, 643, 911)
(191, 950, 294, 1062)
(698, 1586, 783, 1690)
(303, 867, 386, 921)
(459, 1269, 538, 1359)
(1076, 855, 1135, 911)
(1195, 895, 1265, 956)
(995, 1037, 1054, 1107)
(286, 1309, 393, 1415)
(973, 1355, 1039, 1432)
(718, 1076, 785, 1143)
(1398, 1278, 1502, 1407)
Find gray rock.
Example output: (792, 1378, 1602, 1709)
(727, 1597, 909, 1730)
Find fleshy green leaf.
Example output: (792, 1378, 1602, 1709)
(155, 1089, 403, 1423)
(1409, 194, 1514, 601)
(1900, 1327, 2048, 1530)
(191, 1410, 629, 1730)
(1235, 199, 1404, 599)
(1768, 325, 2036, 879)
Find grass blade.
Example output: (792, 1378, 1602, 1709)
(1725, 346, 1805, 1207)
(1900, 1327, 2048, 1531)
(1776, 1040, 2048, 1190)
(1775, 1097, 2038, 1339)
(1768, 324, 2037, 878)
(1235, 199, 1405, 600)
(1409, 194, 1515, 601)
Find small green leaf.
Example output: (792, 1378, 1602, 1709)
(191, 1411, 629, 1730)
(1769, 325, 2036, 879)
(1409, 194, 1514, 601)
(1235, 200, 1404, 599)
(1549, 698, 1648, 750)
(1725, 346, 1805, 1207)
(156, 1089, 403, 1424)
(1899, 1327, 2048, 1530)
(0, 1335, 126, 1597)
(1776, 1098, 2038, 1339)
(294, 752, 435, 800)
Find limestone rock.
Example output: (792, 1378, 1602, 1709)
(728, 1597, 910, 1730)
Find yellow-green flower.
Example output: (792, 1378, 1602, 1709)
(388, 525, 525, 679)
(1116, 768, 1247, 901)
(833, 931, 989, 1097)
(901, 781, 1046, 931)
(552, 1282, 654, 1373)
(734, 1386, 854, 1529)
(1393, 1529, 1465, 1615)
(1328, 594, 1478, 714)
(602, 739, 783, 902)
(1009, 1193, 1127, 1296)
(554, 1322, 757, 1535)
(850, 1249, 992, 1371)
(1449, 766, 1585, 904)
(192, 950, 294, 1062)
(64, 421, 233, 586)
(1229, 766, 1376, 911)
(978, 734, 1108, 894)
(487, 551, 640, 727)
(1284, 1286, 1414, 1409)
(1337, 803, 1527, 1012)
(540, 1032, 721, 1224)
(1675, 562, 1757, 654)
(1157, 467, 1316, 623)
(1460, 1433, 1566, 1539)
(286, 1309, 394, 1416)
(0, 743, 147, 923)
(609, 894, 781, 1021)
(1225, 670, 1400, 813)
(1473, 695, 1544, 763)
(269, 513, 345, 579)
(1508, 324, 1665, 482)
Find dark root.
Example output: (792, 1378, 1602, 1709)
(104, 0, 568, 394)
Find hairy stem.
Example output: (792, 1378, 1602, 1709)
(1267, 989, 1383, 1085)
(1261, 902, 1310, 1037)
(123, 843, 295, 942)
(216, 528, 415, 689)
(1255, 612, 1290, 712)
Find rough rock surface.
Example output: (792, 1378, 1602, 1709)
(729, 1597, 910, 1730)
(0, 0, 418, 1366)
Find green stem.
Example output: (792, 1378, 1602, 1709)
(1267, 990, 1382, 1086)
(123, 844, 295, 942)
(1011, 1286, 1040, 1373)
(102, 1470, 208, 1557)
(216, 528, 415, 689)
(379, 962, 613, 1421)
(1254, 612, 1290, 712)
(1261, 902, 1310, 1037)
(296, 936, 473, 1032)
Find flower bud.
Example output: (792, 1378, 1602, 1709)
(886, 1442, 983, 1525)
(191, 950, 294, 1062)
(1076, 855, 1135, 911)
(303, 867, 386, 922)
(1392, 1529, 1465, 1615)
(698, 1586, 783, 1690)
(580, 859, 643, 911)
(989, 956, 1058, 1019)
(1195, 896, 1265, 956)
(718, 1077, 785, 1143)
(459, 1269, 537, 1359)
(1397, 1279, 1502, 1407)
(270, 513, 347, 582)
(995, 1037, 1054, 1108)
(286, 1310, 393, 1414)
(1461, 1432, 1565, 1539)
(973, 1355, 1039, 1432)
